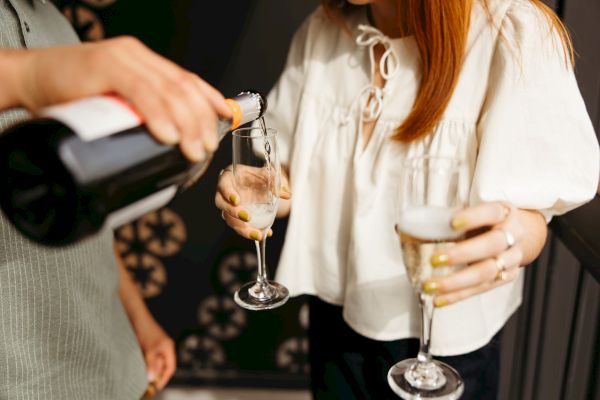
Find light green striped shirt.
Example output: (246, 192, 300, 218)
(0, 1, 147, 398)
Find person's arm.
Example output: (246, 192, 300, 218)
(0, 49, 28, 110)
(425, 3, 599, 307)
(115, 243, 176, 391)
(0, 39, 232, 161)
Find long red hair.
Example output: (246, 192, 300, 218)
(322, 0, 573, 143)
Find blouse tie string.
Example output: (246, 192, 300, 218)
(343, 24, 400, 125)
(356, 24, 400, 81)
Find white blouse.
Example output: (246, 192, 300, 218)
(265, 0, 599, 355)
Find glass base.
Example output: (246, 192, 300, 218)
(234, 280, 289, 311)
(388, 358, 464, 400)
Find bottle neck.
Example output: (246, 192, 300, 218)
(217, 118, 234, 142)
(219, 91, 264, 140)
(228, 92, 263, 129)
(225, 99, 243, 130)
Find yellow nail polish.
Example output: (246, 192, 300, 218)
(451, 217, 467, 230)
(282, 186, 291, 194)
(431, 254, 449, 267)
(422, 281, 441, 294)
(238, 210, 250, 222)
(267, 229, 273, 237)
(250, 231, 261, 241)
(229, 194, 238, 205)
(434, 297, 449, 308)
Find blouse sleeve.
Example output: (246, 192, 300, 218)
(470, 0, 599, 220)
(264, 10, 316, 167)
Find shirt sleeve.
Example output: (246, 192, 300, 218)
(470, 0, 600, 220)
(264, 10, 316, 167)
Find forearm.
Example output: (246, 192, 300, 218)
(115, 243, 153, 329)
(515, 208, 548, 265)
(114, 243, 175, 388)
(0, 49, 28, 111)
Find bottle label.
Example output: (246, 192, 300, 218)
(40, 95, 143, 142)
(105, 185, 178, 230)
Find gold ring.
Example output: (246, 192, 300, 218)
(494, 256, 508, 282)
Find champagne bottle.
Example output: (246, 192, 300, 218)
(0, 90, 266, 246)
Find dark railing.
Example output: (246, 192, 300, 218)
(499, 196, 600, 400)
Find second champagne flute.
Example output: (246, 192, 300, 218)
(388, 156, 467, 399)
(232, 126, 289, 310)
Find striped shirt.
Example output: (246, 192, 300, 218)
(0, 1, 147, 398)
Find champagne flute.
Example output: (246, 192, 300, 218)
(231, 126, 289, 310)
(388, 156, 466, 399)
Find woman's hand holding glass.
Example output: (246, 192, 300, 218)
(423, 202, 547, 308)
(215, 167, 291, 241)
(214, 127, 292, 311)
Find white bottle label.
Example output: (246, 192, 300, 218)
(105, 185, 178, 230)
(40, 95, 143, 142)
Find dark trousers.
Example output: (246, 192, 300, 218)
(308, 297, 501, 400)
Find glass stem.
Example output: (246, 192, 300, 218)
(417, 292, 435, 364)
(254, 236, 268, 286)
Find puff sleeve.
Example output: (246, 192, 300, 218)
(470, 0, 599, 219)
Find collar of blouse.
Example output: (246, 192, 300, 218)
(347, 24, 400, 124)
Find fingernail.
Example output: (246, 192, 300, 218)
(229, 194, 238, 205)
(250, 231, 261, 241)
(423, 281, 441, 294)
(268, 229, 273, 237)
(431, 253, 449, 267)
(203, 133, 218, 153)
(434, 297, 449, 308)
(238, 210, 250, 222)
(451, 217, 467, 231)
(187, 140, 206, 162)
(152, 122, 179, 144)
(282, 186, 291, 194)
(147, 370, 156, 383)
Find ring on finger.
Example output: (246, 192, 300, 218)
(496, 227, 516, 250)
(494, 256, 508, 282)
(219, 167, 232, 177)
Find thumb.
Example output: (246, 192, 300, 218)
(280, 185, 292, 200)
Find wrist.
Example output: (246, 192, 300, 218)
(131, 308, 161, 346)
(0, 49, 31, 110)
(516, 208, 548, 264)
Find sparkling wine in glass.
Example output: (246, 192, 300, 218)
(231, 126, 289, 310)
(388, 156, 466, 400)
